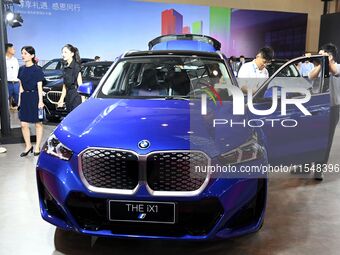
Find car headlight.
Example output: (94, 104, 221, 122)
(218, 133, 264, 165)
(42, 134, 73, 160)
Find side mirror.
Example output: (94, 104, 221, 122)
(78, 82, 94, 96)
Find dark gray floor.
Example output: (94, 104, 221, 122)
(1, 112, 340, 254)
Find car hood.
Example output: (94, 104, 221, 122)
(43, 69, 63, 78)
(44, 78, 99, 89)
(54, 98, 253, 157)
(44, 78, 63, 89)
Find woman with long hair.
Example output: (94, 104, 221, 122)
(57, 44, 82, 111)
(17, 46, 44, 157)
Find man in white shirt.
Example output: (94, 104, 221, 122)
(237, 47, 274, 93)
(5, 43, 20, 110)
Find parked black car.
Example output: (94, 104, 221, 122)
(43, 61, 113, 121)
(42, 58, 93, 84)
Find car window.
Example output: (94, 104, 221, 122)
(82, 65, 111, 79)
(267, 61, 300, 77)
(263, 57, 324, 98)
(98, 57, 232, 99)
(43, 60, 61, 70)
(43, 59, 64, 71)
(235, 60, 301, 95)
(275, 64, 300, 78)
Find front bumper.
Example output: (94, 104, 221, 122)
(43, 88, 69, 119)
(36, 152, 267, 240)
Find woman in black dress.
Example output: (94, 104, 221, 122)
(57, 44, 82, 111)
(18, 46, 44, 157)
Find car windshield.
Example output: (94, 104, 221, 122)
(42, 59, 62, 70)
(97, 56, 232, 99)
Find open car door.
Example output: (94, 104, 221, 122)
(248, 55, 332, 166)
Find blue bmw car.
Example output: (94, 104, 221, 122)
(36, 35, 333, 240)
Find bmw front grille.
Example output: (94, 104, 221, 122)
(79, 148, 139, 195)
(79, 148, 210, 196)
(47, 91, 62, 104)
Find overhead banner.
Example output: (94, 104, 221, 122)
(8, 0, 307, 62)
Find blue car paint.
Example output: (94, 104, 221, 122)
(250, 92, 331, 166)
(37, 96, 268, 240)
(52, 99, 253, 155)
(77, 82, 94, 96)
(36, 36, 331, 240)
(37, 151, 267, 240)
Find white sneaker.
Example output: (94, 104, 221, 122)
(0, 147, 7, 153)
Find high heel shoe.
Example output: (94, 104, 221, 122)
(20, 146, 33, 157)
(34, 148, 40, 156)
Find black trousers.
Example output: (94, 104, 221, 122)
(65, 88, 82, 112)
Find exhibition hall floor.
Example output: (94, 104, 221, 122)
(1, 112, 340, 255)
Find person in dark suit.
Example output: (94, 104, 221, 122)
(236, 55, 246, 76)
(17, 46, 44, 157)
(57, 44, 83, 111)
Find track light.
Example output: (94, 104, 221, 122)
(3, 0, 24, 28)
(13, 13, 23, 22)
(6, 11, 14, 21)
(6, 12, 23, 28)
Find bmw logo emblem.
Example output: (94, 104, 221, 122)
(138, 140, 150, 149)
